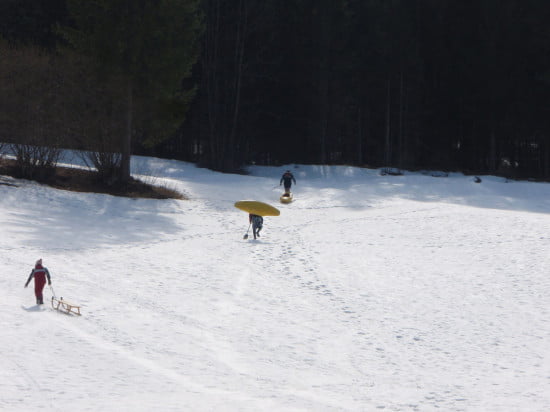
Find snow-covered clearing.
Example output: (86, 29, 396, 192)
(1, 157, 549, 411)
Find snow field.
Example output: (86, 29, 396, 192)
(1, 159, 550, 411)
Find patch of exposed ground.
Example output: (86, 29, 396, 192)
(0, 159, 185, 199)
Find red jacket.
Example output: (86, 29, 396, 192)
(25, 264, 51, 287)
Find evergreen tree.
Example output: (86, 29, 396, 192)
(0, 0, 67, 48)
(61, 0, 202, 183)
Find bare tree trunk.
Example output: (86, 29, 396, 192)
(226, 0, 247, 170)
(385, 77, 392, 166)
(489, 129, 497, 174)
(318, 2, 331, 164)
(203, 0, 247, 171)
(398, 70, 404, 168)
(204, 0, 221, 169)
(357, 106, 363, 164)
(544, 139, 549, 178)
(121, 77, 132, 183)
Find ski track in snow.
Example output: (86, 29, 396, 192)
(1, 158, 550, 411)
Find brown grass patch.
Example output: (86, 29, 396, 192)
(0, 158, 186, 200)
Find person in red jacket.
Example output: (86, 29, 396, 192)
(24, 259, 52, 305)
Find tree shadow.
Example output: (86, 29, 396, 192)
(3, 183, 185, 250)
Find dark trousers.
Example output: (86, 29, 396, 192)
(34, 277, 46, 303)
(252, 224, 262, 238)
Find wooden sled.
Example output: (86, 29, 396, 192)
(51, 296, 82, 316)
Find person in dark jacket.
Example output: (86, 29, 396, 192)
(279, 170, 296, 194)
(24, 259, 51, 305)
(249, 214, 263, 240)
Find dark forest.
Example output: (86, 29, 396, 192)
(2, 0, 550, 180)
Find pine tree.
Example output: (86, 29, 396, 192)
(61, 0, 202, 183)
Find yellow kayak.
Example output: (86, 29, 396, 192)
(234, 200, 281, 216)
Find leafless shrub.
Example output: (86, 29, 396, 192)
(0, 40, 130, 183)
(9, 143, 61, 180)
(0, 41, 66, 178)
(74, 150, 122, 185)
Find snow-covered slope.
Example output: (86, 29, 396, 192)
(1, 158, 549, 411)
